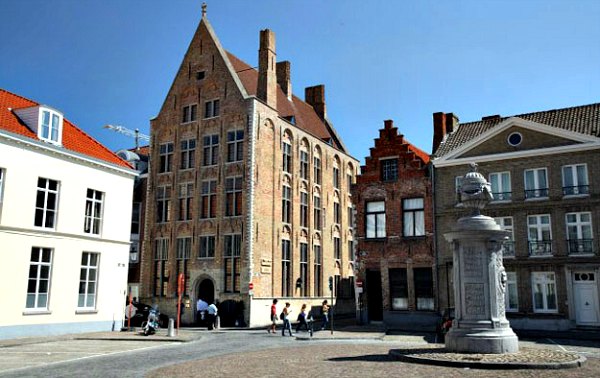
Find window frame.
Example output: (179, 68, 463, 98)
(282, 140, 292, 173)
(403, 197, 425, 237)
(181, 103, 198, 124)
(198, 235, 216, 259)
(204, 99, 220, 119)
(489, 171, 512, 202)
(158, 142, 174, 173)
(226, 130, 244, 163)
(313, 194, 322, 231)
(505, 271, 518, 312)
(566, 212, 594, 255)
(313, 244, 322, 296)
(200, 180, 217, 219)
(562, 164, 589, 196)
(178, 182, 194, 221)
(156, 185, 171, 224)
(202, 135, 219, 166)
(527, 214, 552, 256)
(381, 158, 398, 182)
(531, 271, 558, 313)
(225, 176, 243, 217)
(365, 200, 386, 239)
(524, 168, 549, 199)
(25, 247, 53, 310)
(78, 252, 99, 309)
(300, 242, 308, 297)
(84, 189, 104, 235)
(494, 216, 515, 257)
(34, 177, 59, 229)
(39, 108, 63, 145)
(180, 138, 196, 170)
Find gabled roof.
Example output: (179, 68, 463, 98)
(435, 103, 600, 157)
(226, 52, 344, 151)
(0, 88, 132, 168)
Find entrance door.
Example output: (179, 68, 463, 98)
(197, 279, 215, 304)
(366, 269, 383, 321)
(573, 272, 600, 325)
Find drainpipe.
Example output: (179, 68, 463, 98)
(246, 100, 257, 323)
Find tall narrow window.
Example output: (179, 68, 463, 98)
(348, 240, 354, 262)
(26, 247, 52, 309)
(181, 104, 197, 123)
(389, 268, 408, 310)
(300, 150, 309, 180)
(562, 164, 589, 196)
(282, 239, 291, 297)
(348, 206, 354, 228)
(282, 184, 291, 223)
(455, 176, 463, 203)
(532, 272, 557, 312)
(176, 237, 192, 296)
(381, 159, 398, 182)
(131, 202, 141, 235)
(334, 200, 341, 224)
(494, 217, 515, 257)
(524, 168, 548, 199)
(178, 183, 194, 221)
(34, 177, 59, 229)
(313, 244, 322, 296)
(198, 235, 215, 259)
(227, 130, 244, 162)
(414, 268, 434, 310)
(156, 186, 171, 223)
(347, 173, 353, 192)
(203, 135, 219, 166)
(225, 177, 243, 217)
(300, 191, 308, 227)
(366, 201, 385, 238)
(180, 138, 196, 169)
(159, 142, 174, 173)
(403, 198, 425, 237)
(204, 99, 220, 118)
(40, 110, 61, 143)
(528, 214, 552, 256)
(506, 272, 518, 312)
(334, 236, 341, 260)
(154, 239, 169, 297)
(224, 234, 241, 293)
(313, 194, 322, 231)
(282, 141, 292, 173)
(200, 180, 217, 219)
(78, 252, 99, 309)
(300, 242, 308, 296)
(84, 189, 104, 235)
(566, 212, 593, 255)
(489, 172, 511, 201)
(313, 155, 322, 185)
(333, 167, 340, 189)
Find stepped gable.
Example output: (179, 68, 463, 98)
(0, 88, 131, 168)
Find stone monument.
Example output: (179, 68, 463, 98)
(444, 163, 519, 353)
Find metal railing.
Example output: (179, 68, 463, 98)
(562, 185, 589, 196)
(525, 188, 549, 199)
(528, 240, 552, 256)
(502, 241, 515, 257)
(491, 191, 512, 201)
(567, 239, 595, 255)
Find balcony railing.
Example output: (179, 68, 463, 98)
(525, 188, 549, 199)
(502, 241, 515, 257)
(567, 239, 595, 255)
(529, 240, 552, 256)
(563, 185, 589, 196)
(491, 191, 512, 201)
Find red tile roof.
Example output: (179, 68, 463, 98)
(0, 88, 131, 169)
(226, 52, 344, 150)
(407, 141, 430, 164)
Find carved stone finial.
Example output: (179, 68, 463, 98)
(469, 162, 478, 172)
(460, 162, 493, 215)
(202, 2, 207, 18)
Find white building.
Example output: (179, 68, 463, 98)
(0, 88, 137, 339)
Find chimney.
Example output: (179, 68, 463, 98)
(257, 29, 277, 108)
(305, 85, 326, 120)
(445, 112, 458, 134)
(276, 61, 292, 101)
(432, 112, 459, 153)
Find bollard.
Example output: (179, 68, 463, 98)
(215, 315, 220, 329)
(167, 318, 175, 337)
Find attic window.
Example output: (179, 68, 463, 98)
(284, 115, 296, 125)
(196, 71, 206, 80)
(39, 108, 63, 145)
(507, 132, 522, 147)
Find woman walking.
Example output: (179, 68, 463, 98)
(281, 302, 293, 336)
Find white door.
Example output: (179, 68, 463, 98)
(573, 272, 600, 325)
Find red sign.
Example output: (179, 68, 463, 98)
(249, 282, 254, 290)
(356, 280, 363, 288)
(177, 273, 185, 296)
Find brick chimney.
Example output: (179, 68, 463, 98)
(276, 61, 292, 101)
(257, 29, 277, 108)
(432, 112, 459, 153)
(305, 85, 326, 120)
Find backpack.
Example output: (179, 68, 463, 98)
(279, 311, 285, 320)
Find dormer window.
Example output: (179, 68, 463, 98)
(14, 106, 64, 146)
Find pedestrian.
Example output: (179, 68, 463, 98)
(268, 299, 278, 334)
(320, 300, 329, 330)
(197, 298, 208, 325)
(206, 302, 218, 330)
(281, 302, 293, 336)
(295, 303, 310, 333)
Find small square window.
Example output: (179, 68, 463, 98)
(196, 71, 206, 80)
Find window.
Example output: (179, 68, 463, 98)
(414, 268, 434, 310)
(334, 236, 341, 260)
(178, 183, 194, 221)
(176, 237, 192, 295)
(532, 272, 557, 312)
(199, 235, 215, 259)
(507, 132, 522, 146)
(196, 71, 206, 80)
(224, 234, 241, 293)
(348, 240, 354, 262)
(300, 243, 308, 296)
(313, 194, 322, 231)
(366, 201, 386, 238)
(381, 159, 398, 182)
(403, 198, 425, 237)
(506, 272, 518, 312)
(159, 143, 174, 173)
(314, 156, 322, 185)
(524, 168, 548, 199)
(281, 239, 291, 296)
(180, 139, 196, 170)
(528, 214, 552, 256)
(154, 239, 169, 297)
(313, 244, 322, 296)
(282, 141, 292, 173)
(455, 176, 463, 203)
(348, 206, 354, 228)
(200, 180, 217, 219)
(78, 252, 99, 309)
(204, 99, 220, 118)
(389, 268, 408, 310)
(225, 177, 243, 217)
(202, 135, 219, 166)
(489, 172, 511, 201)
(131, 202, 141, 235)
(333, 167, 340, 189)
(566, 212, 593, 254)
(334, 201, 341, 224)
(156, 186, 171, 223)
(562, 164, 589, 196)
(40, 109, 62, 143)
(181, 104, 197, 123)
(34, 177, 59, 229)
(300, 150, 309, 180)
(282, 184, 291, 223)
(347, 173, 353, 192)
(494, 217, 515, 257)
(226, 130, 244, 162)
(84, 189, 104, 235)
(26, 247, 52, 309)
(300, 191, 308, 227)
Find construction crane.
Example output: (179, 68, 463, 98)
(103, 124, 150, 152)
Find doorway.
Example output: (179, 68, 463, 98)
(366, 269, 383, 321)
(197, 279, 215, 304)
(573, 271, 600, 325)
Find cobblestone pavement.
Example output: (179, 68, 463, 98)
(147, 342, 600, 378)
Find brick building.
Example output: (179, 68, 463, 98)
(352, 120, 435, 329)
(432, 104, 600, 331)
(141, 9, 359, 326)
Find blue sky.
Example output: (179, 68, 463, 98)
(1, 0, 599, 162)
